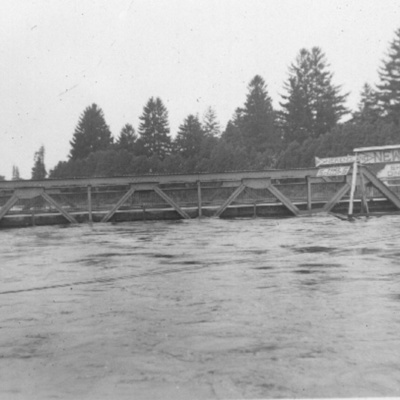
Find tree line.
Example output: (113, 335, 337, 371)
(23, 28, 400, 180)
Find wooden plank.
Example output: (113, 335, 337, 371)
(354, 144, 400, 152)
(41, 192, 78, 224)
(266, 183, 300, 216)
(242, 178, 270, 189)
(101, 186, 136, 223)
(214, 184, 246, 217)
(0, 194, 19, 221)
(322, 183, 351, 212)
(154, 187, 190, 219)
(361, 167, 400, 209)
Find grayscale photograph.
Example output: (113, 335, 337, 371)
(1, 0, 400, 399)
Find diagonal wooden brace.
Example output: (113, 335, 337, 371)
(214, 184, 246, 218)
(101, 186, 136, 223)
(154, 187, 190, 219)
(361, 166, 400, 209)
(41, 192, 78, 224)
(266, 183, 300, 216)
(0, 194, 19, 221)
(322, 183, 351, 212)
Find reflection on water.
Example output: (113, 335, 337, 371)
(1, 215, 400, 399)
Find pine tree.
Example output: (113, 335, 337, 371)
(12, 165, 20, 180)
(202, 107, 221, 137)
(174, 114, 206, 158)
(69, 103, 113, 160)
(116, 123, 137, 152)
(233, 75, 277, 152)
(138, 97, 171, 159)
(353, 83, 381, 122)
(31, 145, 47, 179)
(280, 47, 348, 143)
(376, 28, 400, 125)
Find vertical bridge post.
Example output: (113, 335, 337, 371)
(197, 181, 202, 218)
(87, 185, 93, 224)
(306, 176, 312, 211)
(348, 160, 358, 217)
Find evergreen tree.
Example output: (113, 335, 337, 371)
(202, 107, 221, 137)
(31, 145, 47, 179)
(280, 47, 348, 143)
(221, 114, 245, 148)
(12, 165, 20, 180)
(353, 83, 381, 123)
(226, 75, 278, 153)
(138, 97, 171, 159)
(174, 114, 206, 159)
(376, 28, 400, 125)
(69, 103, 113, 160)
(116, 123, 137, 152)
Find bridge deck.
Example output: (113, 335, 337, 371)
(0, 167, 398, 228)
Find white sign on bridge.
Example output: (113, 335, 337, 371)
(355, 147, 400, 164)
(377, 163, 400, 179)
(315, 155, 356, 167)
(317, 166, 351, 177)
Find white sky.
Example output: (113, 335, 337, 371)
(0, 0, 399, 179)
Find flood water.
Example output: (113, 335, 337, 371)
(1, 215, 400, 399)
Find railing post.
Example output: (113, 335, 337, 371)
(348, 160, 358, 217)
(87, 185, 93, 225)
(197, 181, 202, 218)
(306, 176, 312, 211)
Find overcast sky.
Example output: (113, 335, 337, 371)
(1, 0, 400, 179)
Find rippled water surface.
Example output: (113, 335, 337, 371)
(1, 215, 400, 399)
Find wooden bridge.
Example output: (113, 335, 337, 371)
(1, 163, 400, 228)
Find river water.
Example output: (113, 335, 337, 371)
(1, 215, 400, 399)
